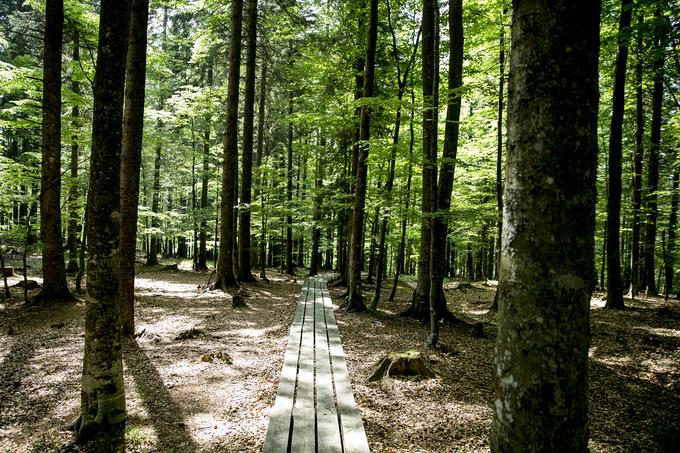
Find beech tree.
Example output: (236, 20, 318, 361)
(493, 0, 600, 449)
(213, 0, 243, 290)
(346, 0, 378, 312)
(37, 0, 70, 301)
(428, 0, 463, 348)
(77, 0, 129, 443)
(605, 0, 633, 310)
(120, 0, 149, 336)
(238, 0, 258, 282)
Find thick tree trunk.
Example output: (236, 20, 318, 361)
(213, 0, 243, 290)
(238, 0, 257, 282)
(38, 0, 70, 301)
(346, 0, 378, 312)
(605, 0, 633, 310)
(644, 8, 664, 297)
(428, 0, 463, 348)
(492, 2, 600, 450)
(120, 0, 149, 337)
(629, 19, 644, 298)
(66, 35, 80, 274)
(407, 0, 437, 321)
(78, 0, 130, 443)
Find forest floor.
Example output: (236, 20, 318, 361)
(0, 258, 679, 452)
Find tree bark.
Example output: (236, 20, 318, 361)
(120, 0, 149, 337)
(492, 1, 600, 450)
(666, 169, 679, 298)
(78, 0, 130, 442)
(214, 0, 243, 290)
(406, 0, 437, 320)
(285, 98, 295, 275)
(372, 0, 419, 309)
(197, 62, 213, 271)
(644, 7, 664, 296)
(38, 0, 70, 301)
(629, 17, 644, 298)
(238, 0, 257, 282)
(605, 0, 633, 310)
(389, 89, 416, 302)
(428, 0, 463, 348)
(66, 34, 80, 274)
(346, 0, 378, 312)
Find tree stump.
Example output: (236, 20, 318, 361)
(368, 350, 436, 382)
(160, 263, 178, 271)
(1, 267, 14, 277)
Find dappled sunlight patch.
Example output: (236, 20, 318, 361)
(187, 413, 230, 441)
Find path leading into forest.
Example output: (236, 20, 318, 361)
(263, 277, 370, 453)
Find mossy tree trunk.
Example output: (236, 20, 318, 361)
(492, 1, 600, 450)
(78, 0, 130, 442)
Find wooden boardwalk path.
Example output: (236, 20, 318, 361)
(263, 278, 370, 453)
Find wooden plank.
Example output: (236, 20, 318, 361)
(322, 283, 370, 453)
(262, 280, 310, 452)
(290, 279, 316, 452)
(313, 278, 343, 452)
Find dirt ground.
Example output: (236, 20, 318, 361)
(0, 261, 678, 452)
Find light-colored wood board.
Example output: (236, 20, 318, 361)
(262, 281, 309, 452)
(290, 280, 316, 452)
(314, 279, 343, 453)
(322, 285, 370, 453)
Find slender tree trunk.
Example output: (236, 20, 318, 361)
(389, 91, 416, 302)
(197, 63, 213, 271)
(38, 0, 70, 301)
(492, 7, 506, 308)
(256, 45, 268, 274)
(372, 0, 420, 309)
(66, 34, 81, 274)
(238, 0, 257, 281)
(285, 98, 295, 275)
(428, 0, 464, 348)
(492, 1, 600, 450)
(346, 0, 378, 312)
(309, 156, 323, 276)
(605, 0, 633, 310)
(147, 141, 162, 266)
(213, 0, 243, 290)
(644, 7, 664, 296)
(665, 169, 678, 298)
(120, 0, 149, 337)
(78, 0, 130, 443)
(629, 18, 644, 298)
